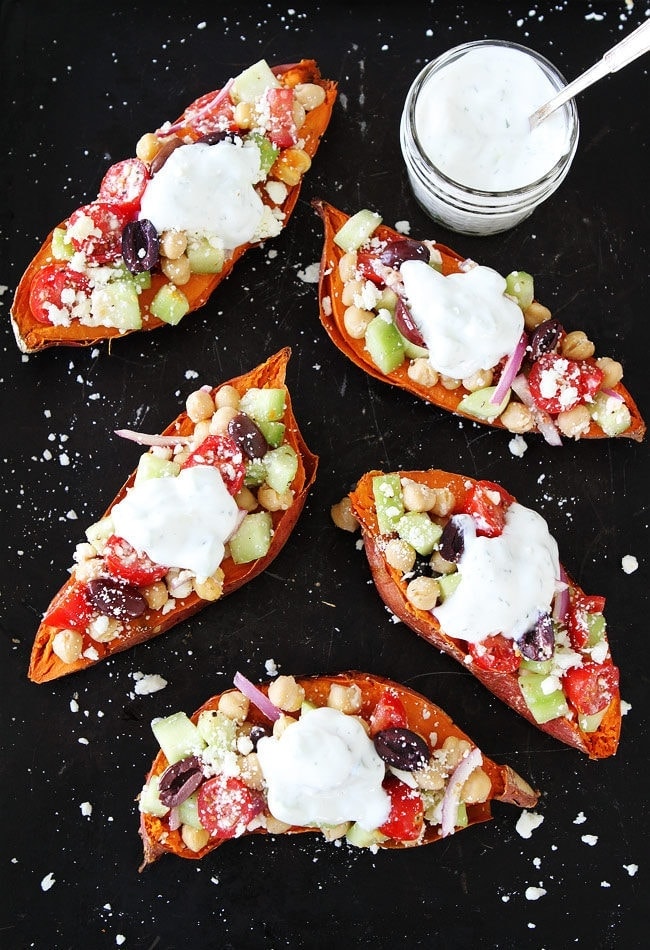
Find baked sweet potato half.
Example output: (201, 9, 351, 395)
(11, 60, 336, 353)
(314, 201, 645, 444)
(336, 469, 621, 759)
(28, 348, 317, 683)
(138, 670, 539, 868)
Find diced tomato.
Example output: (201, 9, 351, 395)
(378, 776, 424, 842)
(567, 593, 607, 650)
(468, 634, 521, 673)
(459, 481, 514, 538)
(264, 86, 297, 148)
(29, 263, 90, 325)
(98, 158, 149, 218)
(181, 434, 246, 495)
(180, 86, 237, 136)
(43, 583, 94, 631)
(66, 200, 131, 264)
(368, 689, 408, 736)
(197, 775, 264, 838)
(562, 662, 619, 716)
(527, 353, 604, 415)
(102, 535, 168, 587)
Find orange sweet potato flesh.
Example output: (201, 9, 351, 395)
(349, 469, 621, 760)
(11, 61, 337, 353)
(28, 348, 318, 683)
(139, 671, 539, 868)
(314, 201, 645, 443)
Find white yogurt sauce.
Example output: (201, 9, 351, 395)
(414, 45, 570, 191)
(400, 259, 523, 379)
(111, 466, 239, 579)
(433, 503, 560, 643)
(256, 707, 390, 830)
(139, 140, 265, 249)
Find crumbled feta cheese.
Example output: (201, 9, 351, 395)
(297, 262, 320, 283)
(508, 435, 528, 457)
(41, 872, 56, 891)
(80, 801, 93, 818)
(133, 673, 168, 695)
(265, 658, 278, 676)
(395, 220, 410, 234)
(621, 554, 638, 574)
(581, 834, 598, 846)
(623, 863, 638, 876)
(573, 811, 587, 824)
(525, 885, 546, 900)
(516, 810, 544, 839)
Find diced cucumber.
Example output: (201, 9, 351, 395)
(578, 709, 607, 733)
(150, 284, 190, 325)
(372, 474, 404, 535)
(365, 314, 405, 374)
(229, 511, 273, 564)
(186, 236, 225, 275)
(519, 657, 554, 675)
(397, 511, 442, 556)
(586, 612, 607, 647)
(51, 226, 74, 261)
(134, 452, 181, 485)
(436, 571, 461, 602)
(334, 209, 382, 253)
(456, 801, 468, 829)
(240, 387, 286, 423)
(177, 792, 203, 830)
(589, 391, 632, 437)
(151, 711, 207, 764)
(505, 270, 534, 310)
(230, 59, 280, 103)
(402, 337, 430, 360)
(196, 708, 238, 748)
(263, 444, 298, 493)
(85, 515, 115, 551)
(246, 132, 279, 174)
(132, 269, 152, 290)
(346, 822, 388, 848)
(257, 419, 285, 448)
(90, 279, 142, 331)
(376, 287, 398, 313)
(139, 775, 169, 817)
(301, 699, 317, 715)
(457, 386, 511, 420)
(518, 671, 569, 724)
(244, 459, 268, 487)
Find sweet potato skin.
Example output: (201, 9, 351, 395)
(314, 201, 645, 443)
(28, 348, 318, 683)
(139, 671, 540, 868)
(11, 61, 337, 353)
(348, 469, 621, 760)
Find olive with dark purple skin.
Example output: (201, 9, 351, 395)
(518, 612, 555, 661)
(439, 515, 467, 563)
(228, 411, 269, 460)
(408, 554, 437, 579)
(122, 219, 159, 274)
(529, 318, 565, 361)
(393, 296, 426, 348)
(376, 237, 430, 269)
(197, 130, 241, 146)
(374, 727, 429, 771)
(86, 576, 146, 619)
(158, 755, 205, 808)
(149, 135, 184, 175)
(248, 725, 269, 750)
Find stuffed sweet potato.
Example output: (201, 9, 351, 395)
(314, 201, 645, 444)
(28, 348, 317, 682)
(11, 60, 336, 353)
(138, 670, 539, 867)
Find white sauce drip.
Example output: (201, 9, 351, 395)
(414, 45, 570, 191)
(111, 466, 239, 579)
(256, 707, 390, 831)
(139, 140, 264, 249)
(400, 260, 523, 379)
(433, 503, 560, 643)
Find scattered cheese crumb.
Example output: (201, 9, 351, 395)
(78, 737, 89, 745)
(40, 872, 56, 891)
(621, 555, 638, 574)
(80, 802, 92, 818)
(508, 435, 528, 457)
(516, 810, 545, 839)
(265, 658, 278, 676)
(525, 885, 546, 901)
(197, 20, 207, 29)
(623, 863, 638, 876)
(573, 811, 587, 824)
(395, 220, 410, 234)
(581, 834, 598, 846)
(133, 672, 168, 695)
(601, 881, 611, 888)
(297, 262, 320, 283)
(116, 936, 126, 946)
(70, 697, 79, 713)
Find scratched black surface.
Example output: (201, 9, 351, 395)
(0, 1, 648, 948)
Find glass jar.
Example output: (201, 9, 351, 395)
(400, 41, 580, 236)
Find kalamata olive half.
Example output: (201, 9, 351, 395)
(122, 219, 159, 274)
(149, 135, 184, 175)
(197, 130, 241, 146)
(393, 296, 426, 348)
(439, 516, 467, 563)
(227, 411, 269, 460)
(158, 755, 205, 808)
(86, 576, 146, 619)
(517, 612, 555, 661)
(374, 727, 429, 771)
(529, 318, 565, 361)
(377, 237, 430, 269)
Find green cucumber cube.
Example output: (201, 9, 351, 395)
(376, 287, 398, 313)
(133, 269, 152, 290)
(364, 315, 405, 374)
(246, 132, 279, 174)
(589, 391, 632, 437)
(134, 452, 181, 485)
(186, 236, 225, 275)
(436, 571, 461, 602)
(240, 387, 286, 423)
(518, 671, 569, 724)
(586, 612, 607, 647)
(397, 512, 442, 556)
(151, 711, 207, 764)
(196, 708, 238, 747)
(372, 474, 404, 535)
(263, 444, 298, 493)
(229, 511, 273, 564)
(457, 386, 511, 421)
(505, 270, 534, 310)
(519, 657, 554, 675)
(51, 226, 74, 261)
(85, 515, 115, 550)
(139, 775, 169, 817)
(346, 822, 388, 848)
(244, 459, 267, 487)
(150, 284, 190, 326)
(177, 792, 203, 830)
(230, 59, 280, 103)
(578, 709, 607, 733)
(456, 801, 468, 829)
(334, 209, 382, 252)
(402, 337, 430, 360)
(257, 419, 285, 448)
(90, 280, 142, 331)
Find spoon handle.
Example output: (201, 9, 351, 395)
(530, 19, 650, 129)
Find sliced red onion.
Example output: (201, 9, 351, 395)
(600, 388, 624, 401)
(158, 79, 235, 137)
(440, 747, 483, 838)
(114, 428, 192, 447)
(490, 334, 527, 405)
(553, 565, 570, 623)
(167, 806, 181, 831)
(510, 374, 563, 447)
(233, 672, 282, 722)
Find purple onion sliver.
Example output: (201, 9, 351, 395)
(233, 671, 282, 722)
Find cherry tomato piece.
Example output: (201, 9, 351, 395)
(562, 662, 619, 716)
(102, 535, 168, 587)
(378, 776, 424, 842)
(44, 583, 94, 631)
(567, 593, 607, 650)
(369, 689, 409, 736)
(29, 264, 90, 325)
(468, 634, 521, 673)
(197, 775, 264, 838)
(66, 200, 131, 264)
(264, 86, 297, 148)
(181, 434, 246, 495)
(528, 353, 604, 415)
(98, 158, 149, 218)
(180, 87, 236, 136)
(459, 481, 514, 538)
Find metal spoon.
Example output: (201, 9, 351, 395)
(529, 18, 650, 130)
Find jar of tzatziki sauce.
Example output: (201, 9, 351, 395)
(400, 41, 579, 236)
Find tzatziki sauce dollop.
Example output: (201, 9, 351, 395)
(400, 259, 523, 379)
(432, 502, 560, 643)
(256, 706, 390, 830)
(110, 465, 240, 579)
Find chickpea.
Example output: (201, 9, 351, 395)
(186, 388, 215, 423)
(440, 736, 471, 770)
(233, 101, 254, 129)
(462, 368, 493, 392)
(193, 569, 225, 602)
(428, 487, 456, 518)
(181, 825, 210, 853)
(51, 629, 84, 665)
(268, 675, 305, 712)
(161, 254, 191, 286)
(327, 683, 363, 714)
(557, 404, 592, 439)
(217, 689, 250, 722)
(405, 576, 440, 611)
(596, 356, 623, 389)
(561, 330, 595, 360)
(430, 551, 456, 575)
(234, 486, 258, 512)
(190, 420, 211, 447)
(160, 229, 188, 260)
(330, 497, 359, 532)
(135, 131, 161, 163)
(343, 305, 373, 339)
(257, 484, 294, 511)
(341, 279, 364, 307)
(407, 358, 438, 388)
(271, 148, 311, 186)
(238, 752, 264, 790)
(401, 478, 437, 512)
(500, 401, 535, 434)
(294, 82, 327, 111)
(265, 814, 292, 834)
(272, 714, 297, 739)
(384, 537, 417, 573)
(460, 767, 492, 804)
(214, 385, 241, 410)
(440, 375, 461, 391)
(141, 581, 169, 611)
(292, 99, 306, 130)
(338, 251, 358, 283)
(209, 405, 239, 435)
(523, 300, 552, 331)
